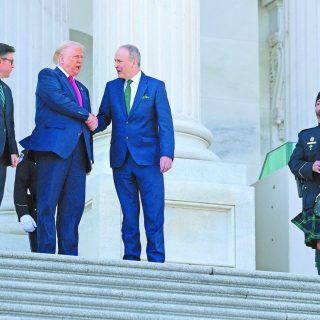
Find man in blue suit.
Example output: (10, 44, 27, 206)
(87, 44, 174, 262)
(0, 43, 19, 205)
(20, 41, 94, 255)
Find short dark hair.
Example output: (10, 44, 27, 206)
(316, 92, 320, 105)
(0, 43, 15, 57)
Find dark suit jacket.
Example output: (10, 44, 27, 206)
(288, 124, 320, 211)
(20, 67, 93, 172)
(95, 72, 174, 168)
(0, 80, 18, 165)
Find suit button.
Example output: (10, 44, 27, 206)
(126, 137, 128, 140)
(126, 121, 128, 124)
(78, 132, 81, 136)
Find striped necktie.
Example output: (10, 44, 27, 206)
(0, 83, 5, 108)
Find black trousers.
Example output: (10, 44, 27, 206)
(28, 230, 37, 252)
(0, 157, 7, 206)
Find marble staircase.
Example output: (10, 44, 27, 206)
(0, 251, 318, 319)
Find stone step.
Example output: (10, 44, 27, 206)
(2, 280, 320, 313)
(0, 301, 315, 320)
(1, 276, 320, 313)
(1, 256, 319, 298)
(0, 251, 319, 319)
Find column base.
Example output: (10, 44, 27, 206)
(174, 119, 220, 161)
(80, 135, 255, 270)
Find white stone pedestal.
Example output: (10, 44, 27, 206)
(80, 132, 255, 270)
(254, 166, 315, 275)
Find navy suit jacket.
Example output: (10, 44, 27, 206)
(95, 72, 174, 168)
(20, 67, 93, 172)
(0, 80, 18, 165)
(288, 124, 320, 211)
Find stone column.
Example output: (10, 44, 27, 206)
(0, 0, 68, 246)
(1, 0, 68, 143)
(88, 0, 255, 269)
(92, 0, 217, 161)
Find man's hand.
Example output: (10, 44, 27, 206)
(11, 154, 18, 168)
(85, 113, 98, 131)
(160, 156, 173, 173)
(20, 214, 37, 233)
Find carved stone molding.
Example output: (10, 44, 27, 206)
(261, 0, 282, 9)
(269, 32, 285, 142)
(263, 0, 285, 145)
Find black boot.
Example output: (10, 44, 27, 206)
(315, 250, 320, 275)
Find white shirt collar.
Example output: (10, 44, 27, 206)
(127, 71, 141, 86)
(57, 65, 70, 78)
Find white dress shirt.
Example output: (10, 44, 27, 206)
(124, 71, 141, 110)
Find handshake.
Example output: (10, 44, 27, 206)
(86, 113, 98, 132)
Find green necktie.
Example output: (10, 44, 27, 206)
(0, 84, 5, 108)
(124, 80, 133, 114)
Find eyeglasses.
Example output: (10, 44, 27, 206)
(1, 57, 14, 65)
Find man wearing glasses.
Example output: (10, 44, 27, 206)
(0, 43, 19, 205)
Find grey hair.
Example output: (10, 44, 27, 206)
(53, 41, 85, 64)
(119, 44, 141, 66)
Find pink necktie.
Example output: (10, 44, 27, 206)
(68, 75, 83, 107)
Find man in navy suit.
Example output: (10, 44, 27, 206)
(0, 43, 19, 205)
(289, 92, 320, 275)
(20, 41, 94, 255)
(87, 44, 174, 262)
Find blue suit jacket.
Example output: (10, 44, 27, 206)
(95, 72, 174, 168)
(0, 80, 18, 165)
(288, 125, 320, 211)
(20, 67, 93, 172)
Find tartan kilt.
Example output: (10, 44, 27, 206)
(291, 209, 320, 249)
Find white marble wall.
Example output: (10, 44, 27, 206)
(256, 0, 320, 274)
(200, 0, 260, 184)
(284, 0, 320, 139)
(260, 0, 320, 147)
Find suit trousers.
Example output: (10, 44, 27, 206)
(113, 153, 165, 262)
(0, 156, 6, 206)
(28, 230, 37, 252)
(35, 136, 87, 255)
(0, 141, 9, 206)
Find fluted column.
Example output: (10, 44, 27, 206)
(283, 0, 320, 139)
(92, 0, 218, 161)
(89, 0, 255, 268)
(0, 0, 68, 209)
(0, 0, 68, 141)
